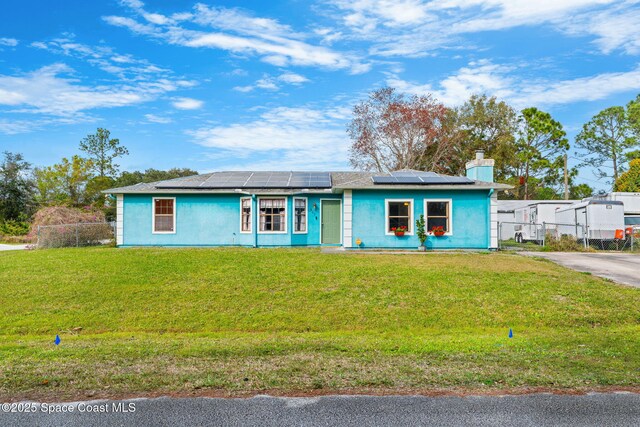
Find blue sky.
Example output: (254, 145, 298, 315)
(1, 0, 640, 190)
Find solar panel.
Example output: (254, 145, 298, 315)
(391, 170, 439, 178)
(372, 170, 474, 185)
(155, 172, 332, 189)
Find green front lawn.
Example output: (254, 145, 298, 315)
(0, 247, 638, 400)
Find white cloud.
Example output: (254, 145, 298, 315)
(388, 60, 515, 105)
(278, 72, 309, 84)
(144, 113, 172, 123)
(28, 36, 175, 82)
(436, 0, 613, 32)
(512, 66, 640, 106)
(0, 119, 38, 134)
(313, 27, 343, 45)
(334, 0, 433, 28)
(232, 85, 254, 93)
(233, 72, 310, 92)
(228, 68, 248, 76)
(104, 2, 368, 73)
(30, 41, 48, 49)
(102, 15, 157, 36)
(255, 77, 278, 91)
(143, 12, 170, 25)
(387, 60, 640, 108)
(121, 0, 144, 9)
(190, 3, 302, 39)
(231, 77, 278, 92)
(188, 106, 351, 170)
(172, 97, 204, 110)
(563, 3, 640, 55)
(0, 38, 18, 47)
(0, 63, 189, 119)
(327, 0, 637, 57)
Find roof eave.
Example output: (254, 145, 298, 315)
(334, 184, 513, 191)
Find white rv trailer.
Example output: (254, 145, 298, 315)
(512, 201, 576, 243)
(590, 192, 640, 226)
(555, 200, 625, 240)
(497, 200, 534, 240)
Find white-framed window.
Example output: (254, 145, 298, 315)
(152, 197, 176, 234)
(424, 199, 452, 235)
(240, 197, 252, 233)
(293, 197, 307, 234)
(385, 199, 414, 235)
(258, 197, 287, 233)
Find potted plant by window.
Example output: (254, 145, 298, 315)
(416, 215, 427, 251)
(392, 226, 407, 237)
(431, 226, 446, 237)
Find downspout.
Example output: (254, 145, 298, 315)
(252, 194, 257, 248)
(488, 189, 494, 250)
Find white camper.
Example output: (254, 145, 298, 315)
(591, 192, 640, 226)
(497, 200, 534, 240)
(555, 200, 625, 240)
(512, 201, 576, 243)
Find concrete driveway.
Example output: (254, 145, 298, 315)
(522, 252, 640, 288)
(0, 244, 28, 251)
(2, 393, 639, 427)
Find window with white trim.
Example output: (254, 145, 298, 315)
(425, 200, 451, 233)
(259, 198, 286, 232)
(386, 200, 412, 233)
(153, 198, 175, 233)
(240, 197, 251, 233)
(294, 198, 307, 233)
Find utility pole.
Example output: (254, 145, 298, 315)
(563, 154, 569, 200)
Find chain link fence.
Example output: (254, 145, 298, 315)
(36, 222, 115, 249)
(499, 222, 639, 252)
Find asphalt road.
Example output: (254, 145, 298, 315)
(521, 251, 640, 288)
(2, 393, 639, 427)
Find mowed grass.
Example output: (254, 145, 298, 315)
(0, 247, 638, 400)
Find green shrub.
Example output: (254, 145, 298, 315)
(415, 214, 427, 247)
(544, 233, 584, 252)
(0, 220, 30, 236)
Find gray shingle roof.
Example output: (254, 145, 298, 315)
(104, 170, 513, 194)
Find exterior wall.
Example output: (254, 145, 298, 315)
(121, 193, 340, 247)
(120, 190, 492, 249)
(489, 191, 498, 249)
(116, 194, 123, 246)
(343, 190, 353, 248)
(350, 189, 491, 249)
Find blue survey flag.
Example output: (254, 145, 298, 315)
(54, 335, 61, 345)
(508, 328, 513, 338)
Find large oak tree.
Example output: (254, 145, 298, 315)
(447, 94, 518, 180)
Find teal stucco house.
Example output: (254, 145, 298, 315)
(105, 151, 510, 249)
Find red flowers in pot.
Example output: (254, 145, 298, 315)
(392, 226, 407, 237)
(431, 226, 446, 237)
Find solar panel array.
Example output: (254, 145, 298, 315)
(372, 170, 474, 185)
(155, 172, 332, 189)
(390, 170, 440, 178)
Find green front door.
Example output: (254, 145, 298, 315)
(321, 200, 341, 244)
